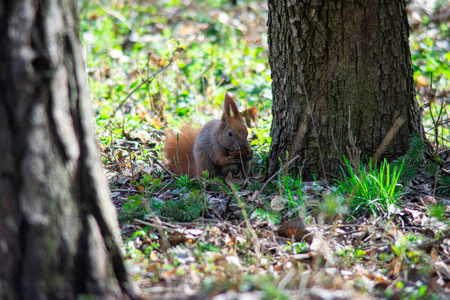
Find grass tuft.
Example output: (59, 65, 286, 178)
(336, 157, 405, 219)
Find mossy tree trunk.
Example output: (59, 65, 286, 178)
(267, 0, 420, 180)
(0, 0, 137, 299)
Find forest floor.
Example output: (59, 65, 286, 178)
(114, 174, 450, 300)
(80, 0, 450, 299)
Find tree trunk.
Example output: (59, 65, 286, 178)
(0, 1, 137, 299)
(267, 0, 420, 180)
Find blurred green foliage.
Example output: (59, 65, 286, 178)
(79, 0, 272, 138)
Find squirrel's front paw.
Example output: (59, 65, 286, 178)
(228, 147, 253, 163)
(243, 148, 253, 161)
(227, 156, 242, 164)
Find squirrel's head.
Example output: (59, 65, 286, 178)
(219, 93, 250, 152)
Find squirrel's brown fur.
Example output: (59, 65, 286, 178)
(164, 125, 200, 176)
(164, 93, 252, 177)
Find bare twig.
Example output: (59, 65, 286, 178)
(346, 105, 361, 168)
(417, 232, 450, 250)
(110, 188, 140, 193)
(330, 127, 345, 166)
(135, 213, 170, 251)
(134, 218, 175, 232)
(428, 73, 440, 152)
(251, 155, 300, 202)
(372, 114, 407, 164)
(97, 1, 135, 32)
(153, 158, 174, 176)
(225, 177, 261, 258)
(111, 33, 200, 118)
(112, 64, 172, 118)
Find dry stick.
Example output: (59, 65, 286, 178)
(176, 133, 181, 174)
(435, 101, 446, 150)
(432, 164, 440, 198)
(111, 33, 200, 118)
(250, 155, 300, 202)
(146, 55, 153, 111)
(346, 106, 361, 168)
(134, 218, 176, 232)
(190, 225, 210, 248)
(110, 188, 140, 193)
(225, 177, 261, 258)
(187, 154, 192, 176)
(96, 1, 135, 32)
(277, 269, 296, 291)
(359, 242, 391, 250)
(135, 208, 171, 251)
(153, 158, 174, 176)
(299, 69, 327, 179)
(239, 149, 246, 178)
(127, 143, 135, 179)
(439, 135, 450, 144)
(428, 73, 439, 153)
(435, 119, 450, 127)
(238, 147, 252, 178)
(333, 230, 367, 239)
(439, 104, 449, 146)
(371, 114, 407, 165)
(425, 74, 444, 197)
(419, 102, 430, 140)
(112, 64, 173, 118)
(418, 232, 450, 250)
(434, 99, 446, 145)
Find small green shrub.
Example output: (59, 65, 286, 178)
(250, 208, 281, 225)
(394, 134, 450, 196)
(159, 191, 208, 222)
(393, 134, 439, 182)
(318, 194, 348, 220)
(172, 174, 198, 194)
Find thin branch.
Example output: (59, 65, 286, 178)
(225, 177, 261, 259)
(112, 64, 172, 117)
(251, 155, 300, 202)
(134, 218, 175, 232)
(428, 73, 439, 152)
(111, 33, 200, 118)
(97, 1, 135, 32)
(153, 158, 174, 176)
(417, 232, 450, 250)
(372, 114, 406, 164)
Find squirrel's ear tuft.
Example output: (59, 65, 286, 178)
(221, 113, 227, 126)
(224, 93, 240, 119)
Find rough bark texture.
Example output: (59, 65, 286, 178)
(0, 0, 137, 299)
(267, 0, 420, 180)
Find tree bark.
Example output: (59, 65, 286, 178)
(267, 0, 420, 180)
(0, 0, 137, 299)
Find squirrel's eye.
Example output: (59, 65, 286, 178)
(228, 130, 233, 136)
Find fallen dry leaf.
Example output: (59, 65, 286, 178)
(278, 217, 312, 242)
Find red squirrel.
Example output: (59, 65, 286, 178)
(164, 93, 253, 177)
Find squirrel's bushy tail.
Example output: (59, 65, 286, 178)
(164, 125, 199, 176)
